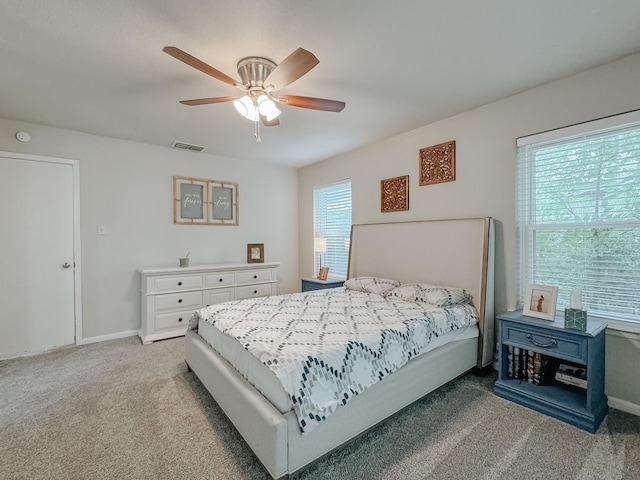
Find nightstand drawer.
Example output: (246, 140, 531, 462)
(503, 322, 587, 364)
(303, 282, 324, 291)
(301, 278, 345, 292)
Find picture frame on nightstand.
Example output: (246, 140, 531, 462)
(523, 284, 559, 321)
(317, 266, 329, 281)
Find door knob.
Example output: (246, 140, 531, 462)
(62, 262, 71, 269)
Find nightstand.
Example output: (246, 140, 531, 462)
(301, 277, 345, 292)
(494, 310, 607, 433)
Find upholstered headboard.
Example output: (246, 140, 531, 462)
(347, 217, 495, 368)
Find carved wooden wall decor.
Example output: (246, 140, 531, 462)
(381, 175, 409, 212)
(419, 140, 456, 186)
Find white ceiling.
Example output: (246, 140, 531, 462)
(2, 1, 640, 168)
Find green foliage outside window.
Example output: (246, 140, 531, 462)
(518, 125, 640, 322)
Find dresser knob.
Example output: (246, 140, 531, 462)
(254, 275, 257, 279)
(254, 290, 258, 294)
(178, 281, 182, 286)
(178, 318, 183, 322)
(219, 278, 223, 282)
(178, 299, 183, 303)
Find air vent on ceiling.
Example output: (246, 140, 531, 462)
(171, 141, 206, 152)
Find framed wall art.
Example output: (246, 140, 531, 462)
(419, 140, 456, 186)
(247, 243, 264, 263)
(381, 175, 409, 212)
(523, 284, 559, 321)
(210, 181, 238, 225)
(173, 176, 238, 225)
(173, 176, 208, 224)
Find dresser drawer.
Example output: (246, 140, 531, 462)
(155, 291, 203, 312)
(204, 288, 234, 306)
(153, 275, 202, 293)
(204, 272, 235, 288)
(236, 269, 273, 285)
(236, 283, 274, 299)
(154, 311, 192, 332)
(503, 322, 588, 364)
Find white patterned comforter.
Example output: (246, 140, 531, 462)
(194, 288, 478, 432)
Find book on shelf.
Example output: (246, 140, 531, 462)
(526, 350, 535, 383)
(506, 348, 556, 385)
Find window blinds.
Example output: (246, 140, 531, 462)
(516, 111, 640, 324)
(314, 180, 352, 279)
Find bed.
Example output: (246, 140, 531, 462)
(185, 217, 495, 479)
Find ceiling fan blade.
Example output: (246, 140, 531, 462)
(278, 95, 346, 112)
(264, 48, 319, 90)
(163, 46, 240, 87)
(179, 96, 240, 106)
(261, 115, 280, 127)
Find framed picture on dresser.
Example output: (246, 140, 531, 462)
(247, 244, 264, 263)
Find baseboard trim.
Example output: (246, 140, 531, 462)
(79, 330, 139, 345)
(608, 396, 640, 417)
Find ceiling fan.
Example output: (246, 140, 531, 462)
(163, 46, 345, 140)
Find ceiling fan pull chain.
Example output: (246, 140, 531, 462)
(254, 118, 261, 142)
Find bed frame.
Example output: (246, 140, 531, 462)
(185, 217, 495, 479)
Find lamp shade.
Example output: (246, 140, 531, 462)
(233, 95, 259, 121)
(257, 94, 282, 121)
(314, 237, 327, 253)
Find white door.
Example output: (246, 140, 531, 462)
(0, 155, 76, 357)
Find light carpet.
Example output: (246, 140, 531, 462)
(1, 336, 639, 479)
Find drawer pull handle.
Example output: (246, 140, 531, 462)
(254, 275, 258, 279)
(178, 299, 183, 303)
(178, 281, 182, 286)
(526, 334, 556, 348)
(219, 278, 223, 282)
(254, 290, 258, 294)
(178, 318, 183, 322)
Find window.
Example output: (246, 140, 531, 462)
(516, 111, 640, 329)
(314, 180, 352, 279)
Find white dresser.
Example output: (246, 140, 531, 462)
(138, 262, 280, 344)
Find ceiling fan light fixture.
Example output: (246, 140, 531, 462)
(164, 46, 345, 134)
(257, 94, 281, 121)
(233, 95, 259, 121)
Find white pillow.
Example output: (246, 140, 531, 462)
(343, 276, 401, 296)
(387, 283, 473, 307)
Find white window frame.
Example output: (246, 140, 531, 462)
(516, 109, 640, 333)
(313, 179, 352, 280)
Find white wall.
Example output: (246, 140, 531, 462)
(298, 52, 640, 413)
(0, 118, 299, 341)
